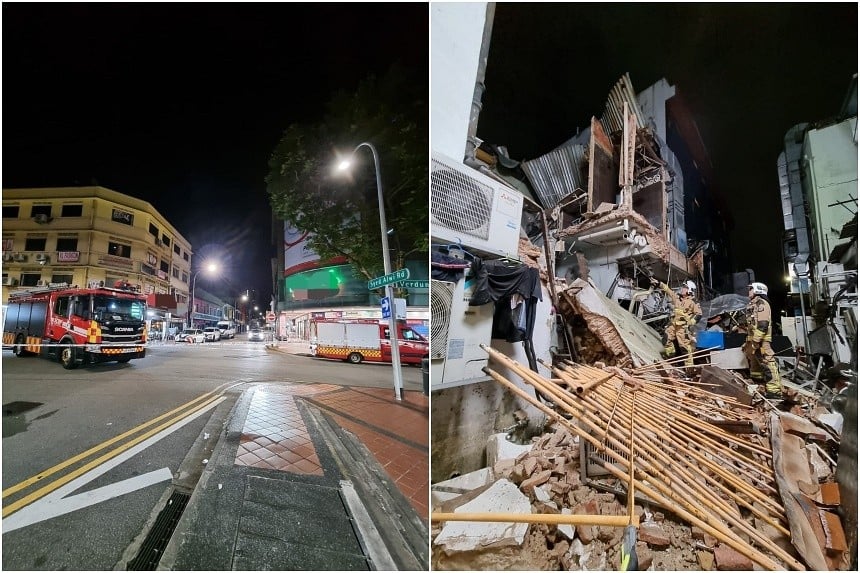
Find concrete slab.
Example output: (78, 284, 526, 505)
(433, 479, 531, 554)
(486, 433, 534, 467)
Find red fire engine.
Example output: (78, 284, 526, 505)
(2, 282, 148, 369)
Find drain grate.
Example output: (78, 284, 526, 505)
(127, 490, 190, 570)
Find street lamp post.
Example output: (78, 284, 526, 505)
(188, 262, 218, 328)
(338, 142, 404, 401)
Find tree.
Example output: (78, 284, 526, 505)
(266, 65, 428, 282)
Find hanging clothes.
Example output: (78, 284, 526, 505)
(468, 257, 543, 376)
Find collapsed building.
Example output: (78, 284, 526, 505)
(429, 3, 856, 570)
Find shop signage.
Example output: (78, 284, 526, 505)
(57, 251, 80, 263)
(111, 208, 134, 225)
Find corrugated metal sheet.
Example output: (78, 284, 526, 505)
(600, 73, 646, 135)
(521, 143, 587, 209)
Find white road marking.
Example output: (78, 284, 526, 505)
(3, 469, 173, 532)
(2, 397, 225, 532)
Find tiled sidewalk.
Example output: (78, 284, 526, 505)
(309, 387, 430, 518)
(233, 383, 429, 518)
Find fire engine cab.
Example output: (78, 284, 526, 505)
(2, 282, 148, 369)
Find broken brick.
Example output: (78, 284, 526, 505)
(575, 524, 595, 544)
(520, 469, 552, 494)
(510, 463, 527, 484)
(714, 544, 753, 570)
(697, 550, 714, 571)
(493, 458, 515, 480)
(638, 523, 670, 548)
(522, 457, 539, 477)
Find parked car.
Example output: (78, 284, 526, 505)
(248, 328, 264, 342)
(176, 328, 205, 343)
(203, 327, 221, 342)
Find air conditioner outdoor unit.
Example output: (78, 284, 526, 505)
(14, 253, 27, 262)
(2, 277, 19, 286)
(430, 274, 496, 390)
(33, 214, 51, 224)
(2, 253, 13, 262)
(431, 151, 525, 259)
(35, 253, 50, 263)
(35, 279, 48, 287)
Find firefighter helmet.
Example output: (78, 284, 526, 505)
(684, 280, 697, 292)
(749, 282, 768, 295)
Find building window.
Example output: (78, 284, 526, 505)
(25, 237, 47, 251)
(149, 223, 159, 237)
(3, 206, 19, 218)
(108, 242, 132, 258)
(61, 204, 83, 217)
(172, 267, 180, 279)
(51, 275, 74, 287)
(160, 261, 169, 273)
(174, 244, 181, 255)
(20, 273, 42, 287)
(161, 235, 171, 248)
(56, 237, 79, 251)
(30, 205, 52, 218)
(183, 252, 189, 262)
(182, 272, 188, 283)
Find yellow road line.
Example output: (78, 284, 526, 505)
(2, 383, 232, 499)
(3, 394, 223, 518)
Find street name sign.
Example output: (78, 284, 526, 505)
(367, 268, 410, 290)
(400, 280, 429, 289)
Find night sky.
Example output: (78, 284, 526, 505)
(477, 3, 857, 314)
(2, 3, 428, 309)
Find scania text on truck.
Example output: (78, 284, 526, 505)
(2, 282, 148, 369)
(311, 319, 429, 365)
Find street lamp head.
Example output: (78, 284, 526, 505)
(205, 262, 219, 274)
(336, 159, 352, 172)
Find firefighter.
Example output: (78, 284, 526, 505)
(651, 278, 702, 368)
(743, 282, 782, 399)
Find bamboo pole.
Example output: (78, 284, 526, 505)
(481, 367, 794, 571)
(511, 371, 795, 564)
(482, 347, 782, 514)
(431, 512, 637, 527)
(496, 362, 795, 564)
(588, 384, 788, 532)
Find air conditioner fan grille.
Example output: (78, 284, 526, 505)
(430, 280, 454, 359)
(431, 160, 493, 239)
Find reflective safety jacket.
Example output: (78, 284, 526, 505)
(660, 283, 702, 327)
(746, 295, 773, 343)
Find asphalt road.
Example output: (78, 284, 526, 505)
(1, 337, 422, 570)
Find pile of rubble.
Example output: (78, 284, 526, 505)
(431, 353, 852, 571)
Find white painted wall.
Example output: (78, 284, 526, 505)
(431, 2, 489, 161)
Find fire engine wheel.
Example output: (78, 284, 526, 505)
(347, 352, 363, 364)
(13, 335, 28, 357)
(60, 341, 79, 370)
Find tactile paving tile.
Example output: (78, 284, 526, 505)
(234, 388, 324, 475)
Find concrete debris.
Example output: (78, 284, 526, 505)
(433, 479, 531, 555)
(486, 432, 534, 469)
(435, 342, 857, 571)
(431, 467, 494, 508)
